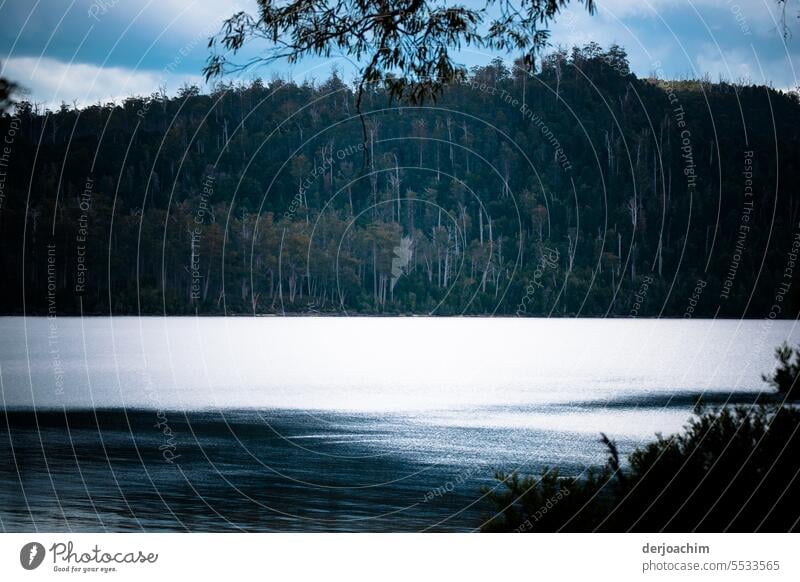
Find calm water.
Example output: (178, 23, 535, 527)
(0, 317, 797, 531)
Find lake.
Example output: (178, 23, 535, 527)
(0, 317, 796, 531)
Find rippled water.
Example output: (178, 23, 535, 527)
(0, 317, 797, 531)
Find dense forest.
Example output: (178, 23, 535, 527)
(2, 43, 800, 316)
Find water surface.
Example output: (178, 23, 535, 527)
(0, 317, 795, 531)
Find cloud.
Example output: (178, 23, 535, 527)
(695, 43, 799, 89)
(4, 56, 203, 108)
(2, 0, 796, 106)
(94, 0, 256, 41)
(596, 0, 789, 38)
(158, 0, 254, 32)
(548, 0, 797, 87)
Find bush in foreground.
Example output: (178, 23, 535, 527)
(482, 405, 800, 532)
(762, 342, 800, 400)
(482, 345, 800, 532)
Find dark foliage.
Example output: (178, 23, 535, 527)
(0, 71, 15, 113)
(482, 404, 800, 532)
(482, 348, 800, 531)
(2, 46, 800, 316)
(762, 342, 800, 400)
(205, 0, 595, 106)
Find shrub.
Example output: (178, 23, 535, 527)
(482, 345, 800, 531)
(762, 342, 800, 400)
(482, 405, 800, 532)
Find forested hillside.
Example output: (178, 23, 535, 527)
(2, 44, 799, 316)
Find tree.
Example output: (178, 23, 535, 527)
(4, 53, 800, 317)
(204, 0, 596, 108)
(777, 0, 799, 39)
(762, 342, 800, 400)
(0, 70, 16, 113)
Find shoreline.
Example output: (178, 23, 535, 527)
(0, 312, 790, 320)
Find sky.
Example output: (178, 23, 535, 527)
(0, 0, 797, 109)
